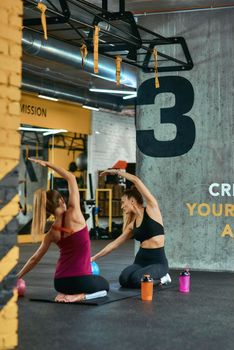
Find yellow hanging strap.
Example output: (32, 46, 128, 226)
(115, 56, 122, 85)
(80, 43, 88, 67)
(93, 25, 100, 74)
(153, 48, 160, 88)
(37, 2, 48, 40)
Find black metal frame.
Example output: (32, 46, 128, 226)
(23, 0, 193, 72)
(21, 129, 87, 152)
(24, 0, 71, 25)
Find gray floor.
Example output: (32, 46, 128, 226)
(17, 239, 234, 350)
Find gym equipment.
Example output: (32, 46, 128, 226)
(91, 261, 100, 275)
(76, 152, 87, 171)
(109, 222, 123, 239)
(85, 174, 110, 239)
(112, 160, 127, 169)
(68, 161, 78, 172)
(95, 188, 113, 233)
(17, 278, 26, 297)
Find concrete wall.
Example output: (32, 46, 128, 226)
(88, 110, 136, 194)
(137, 9, 234, 271)
(0, 0, 22, 348)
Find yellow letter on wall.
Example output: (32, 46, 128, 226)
(221, 224, 234, 238)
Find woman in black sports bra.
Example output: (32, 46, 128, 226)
(91, 170, 171, 288)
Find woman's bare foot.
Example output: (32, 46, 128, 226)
(64, 293, 85, 303)
(55, 293, 85, 303)
(55, 293, 67, 302)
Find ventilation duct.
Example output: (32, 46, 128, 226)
(22, 28, 137, 89)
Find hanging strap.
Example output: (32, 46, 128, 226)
(80, 43, 88, 67)
(153, 48, 160, 88)
(93, 25, 100, 73)
(115, 55, 122, 85)
(37, 2, 48, 40)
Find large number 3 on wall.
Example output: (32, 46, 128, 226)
(136, 76, 195, 157)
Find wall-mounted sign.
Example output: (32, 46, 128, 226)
(186, 183, 234, 239)
(20, 93, 91, 134)
(20, 103, 47, 118)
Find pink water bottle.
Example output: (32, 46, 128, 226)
(179, 268, 190, 293)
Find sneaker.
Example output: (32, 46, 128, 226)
(160, 273, 172, 285)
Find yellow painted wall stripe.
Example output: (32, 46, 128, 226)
(0, 246, 19, 283)
(0, 289, 18, 349)
(0, 161, 18, 181)
(0, 194, 19, 232)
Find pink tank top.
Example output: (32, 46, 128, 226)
(55, 224, 92, 279)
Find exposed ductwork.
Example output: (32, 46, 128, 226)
(22, 73, 123, 112)
(22, 28, 137, 89)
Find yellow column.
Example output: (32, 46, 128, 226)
(0, 0, 22, 348)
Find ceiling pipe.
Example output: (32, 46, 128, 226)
(22, 73, 123, 112)
(22, 28, 137, 89)
(133, 4, 234, 16)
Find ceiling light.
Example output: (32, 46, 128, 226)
(89, 88, 136, 94)
(82, 105, 100, 111)
(43, 129, 68, 136)
(38, 94, 58, 101)
(18, 127, 67, 135)
(19, 127, 51, 132)
(123, 92, 137, 100)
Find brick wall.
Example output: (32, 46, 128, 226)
(87, 110, 136, 193)
(0, 0, 22, 348)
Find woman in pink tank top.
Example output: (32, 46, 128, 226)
(17, 159, 109, 303)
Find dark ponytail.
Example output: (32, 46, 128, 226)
(122, 186, 143, 205)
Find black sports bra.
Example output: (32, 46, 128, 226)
(132, 208, 164, 243)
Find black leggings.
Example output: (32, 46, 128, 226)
(119, 247, 169, 289)
(54, 275, 109, 294)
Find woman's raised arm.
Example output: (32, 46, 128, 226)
(29, 158, 81, 213)
(100, 169, 158, 208)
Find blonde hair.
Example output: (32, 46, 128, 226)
(31, 189, 47, 240)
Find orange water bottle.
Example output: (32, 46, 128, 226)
(141, 274, 154, 301)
